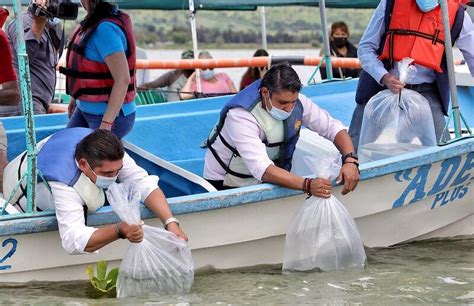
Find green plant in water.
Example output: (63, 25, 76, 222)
(86, 260, 119, 294)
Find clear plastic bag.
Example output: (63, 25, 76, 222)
(106, 182, 194, 298)
(282, 155, 367, 272)
(359, 58, 436, 163)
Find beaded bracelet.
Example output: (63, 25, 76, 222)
(302, 178, 307, 193)
(101, 120, 114, 126)
(302, 178, 313, 197)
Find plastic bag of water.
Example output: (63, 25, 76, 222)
(107, 181, 194, 298)
(358, 58, 437, 163)
(282, 155, 367, 272)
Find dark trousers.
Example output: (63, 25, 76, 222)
(67, 108, 136, 139)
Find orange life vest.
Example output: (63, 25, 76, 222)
(60, 12, 136, 103)
(379, 0, 460, 72)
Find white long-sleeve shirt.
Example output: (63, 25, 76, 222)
(47, 153, 158, 255)
(203, 93, 346, 181)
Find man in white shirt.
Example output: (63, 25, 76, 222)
(4, 128, 187, 254)
(203, 63, 359, 198)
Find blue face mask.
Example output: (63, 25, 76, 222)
(201, 69, 215, 81)
(94, 174, 118, 189)
(267, 96, 293, 121)
(86, 161, 119, 189)
(416, 0, 439, 12)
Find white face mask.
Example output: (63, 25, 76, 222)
(267, 95, 293, 121)
(86, 162, 119, 189)
(201, 69, 215, 81)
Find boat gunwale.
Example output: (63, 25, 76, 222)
(0, 137, 472, 236)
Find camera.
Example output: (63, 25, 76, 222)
(29, 0, 79, 20)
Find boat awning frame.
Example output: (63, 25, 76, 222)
(0, 0, 380, 9)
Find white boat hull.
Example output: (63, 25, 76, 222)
(1, 150, 472, 282)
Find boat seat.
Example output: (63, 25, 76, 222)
(124, 141, 216, 197)
(135, 90, 168, 105)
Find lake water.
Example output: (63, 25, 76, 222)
(142, 48, 466, 87)
(57, 48, 466, 94)
(17, 48, 473, 304)
(144, 48, 327, 86)
(0, 238, 472, 304)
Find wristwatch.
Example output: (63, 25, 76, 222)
(164, 217, 180, 230)
(115, 223, 126, 239)
(342, 152, 358, 163)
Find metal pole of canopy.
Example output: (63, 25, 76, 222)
(260, 6, 267, 50)
(189, 0, 201, 93)
(440, 0, 462, 138)
(319, 0, 333, 80)
(12, 0, 37, 213)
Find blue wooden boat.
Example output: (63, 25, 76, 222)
(0, 78, 473, 282)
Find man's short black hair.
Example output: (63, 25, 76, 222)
(75, 129, 124, 168)
(259, 63, 302, 95)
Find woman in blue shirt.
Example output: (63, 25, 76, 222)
(63, 0, 136, 139)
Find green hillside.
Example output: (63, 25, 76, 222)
(125, 6, 375, 48)
(8, 4, 473, 49)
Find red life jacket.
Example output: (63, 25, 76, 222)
(379, 0, 460, 72)
(60, 12, 136, 103)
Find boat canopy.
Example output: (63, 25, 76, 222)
(0, 0, 379, 9)
(111, 0, 379, 10)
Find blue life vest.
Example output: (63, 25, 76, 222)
(38, 127, 93, 186)
(355, 0, 465, 115)
(206, 79, 304, 177)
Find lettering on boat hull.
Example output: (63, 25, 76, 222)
(392, 152, 474, 209)
(0, 238, 17, 271)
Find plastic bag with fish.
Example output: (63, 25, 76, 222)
(107, 181, 194, 298)
(283, 154, 367, 272)
(358, 58, 437, 163)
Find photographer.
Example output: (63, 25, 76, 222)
(6, 0, 64, 115)
(0, 8, 20, 193)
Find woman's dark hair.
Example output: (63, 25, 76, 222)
(259, 63, 302, 95)
(240, 49, 269, 90)
(81, 1, 119, 30)
(75, 129, 124, 168)
(253, 49, 269, 57)
(330, 21, 349, 37)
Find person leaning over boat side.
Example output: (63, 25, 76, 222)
(202, 63, 359, 197)
(6, 0, 63, 115)
(61, 0, 137, 139)
(319, 22, 361, 80)
(0, 8, 20, 194)
(240, 49, 269, 90)
(349, 0, 474, 150)
(179, 50, 237, 100)
(138, 50, 195, 102)
(4, 128, 187, 254)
